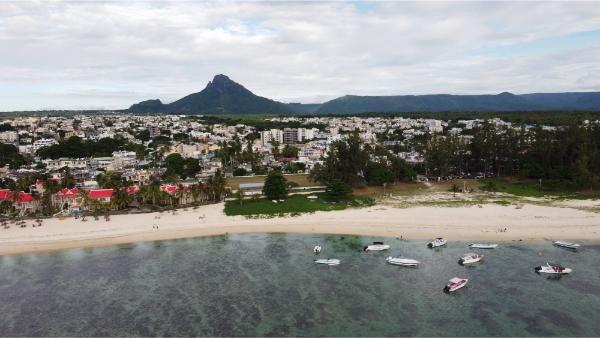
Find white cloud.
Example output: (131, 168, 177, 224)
(0, 1, 599, 110)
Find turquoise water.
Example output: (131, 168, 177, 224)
(0, 234, 599, 336)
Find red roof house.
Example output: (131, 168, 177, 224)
(88, 189, 114, 201)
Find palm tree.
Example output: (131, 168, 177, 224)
(111, 189, 133, 210)
(142, 180, 165, 206)
(207, 169, 227, 202)
(0, 201, 11, 216)
(174, 184, 185, 206)
(190, 184, 201, 205)
(235, 189, 244, 206)
(79, 189, 91, 212)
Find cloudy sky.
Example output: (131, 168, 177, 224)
(1, 1, 600, 111)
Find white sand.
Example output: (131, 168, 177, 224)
(1, 201, 599, 256)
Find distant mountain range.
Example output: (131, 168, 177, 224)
(129, 74, 600, 114)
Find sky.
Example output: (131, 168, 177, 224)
(1, 1, 600, 111)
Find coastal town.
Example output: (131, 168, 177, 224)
(1, 113, 599, 218)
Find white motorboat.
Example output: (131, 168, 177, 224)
(444, 277, 468, 292)
(386, 256, 420, 267)
(313, 245, 322, 254)
(428, 238, 447, 248)
(553, 241, 580, 250)
(459, 253, 484, 265)
(364, 242, 390, 251)
(469, 243, 498, 249)
(314, 259, 340, 266)
(535, 262, 572, 275)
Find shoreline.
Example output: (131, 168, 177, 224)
(0, 202, 599, 256)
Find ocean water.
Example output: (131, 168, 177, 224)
(0, 234, 599, 336)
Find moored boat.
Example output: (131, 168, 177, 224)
(459, 253, 484, 265)
(314, 259, 341, 266)
(428, 238, 447, 248)
(535, 262, 572, 275)
(444, 277, 468, 292)
(313, 245, 322, 254)
(553, 241, 580, 250)
(364, 242, 390, 251)
(386, 256, 420, 267)
(469, 243, 498, 249)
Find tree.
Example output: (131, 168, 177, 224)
(60, 167, 76, 189)
(0, 143, 25, 169)
(233, 167, 248, 176)
(141, 180, 165, 206)
(165, 153, 186, 177)
(365, 161, 394, 186)
(235, 189, 244, 206)
(281, 145, 299, 159)
(97, 172, 126, 189)
(451, 181, 460, 197)
(325, 180, 353, 202)
(206, 169, 227, 201)
(271, 140, 281, 159)
(262, 170, 288, 200)
(111, 188, 133, 210)
(310, 131, 370, 186)
(164, 153, 201, 179)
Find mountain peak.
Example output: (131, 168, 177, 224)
(207, 74, 232, 87)
(498, 91, 514, 96)
(130, 74, 291, 114)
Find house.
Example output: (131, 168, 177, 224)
(88, 189, 114, 203)
(53, 188, 81, 213)
(111, 151, 137, 170)
(0, 189, 37, 215)
(160, 184, 194, 204)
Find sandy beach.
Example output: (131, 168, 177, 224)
(1, 201, 599, 256)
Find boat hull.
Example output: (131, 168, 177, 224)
(459, 257, 483, 265)
(553, 241, 580, 250)
(444, 279, 468, 292)
(386, 257, 420, 267)
(534, 266, 572, 274)
(469, 244, 498, 249)
(315, 259, 340, 266)
(428, 241, 447, 248)
(364, 245, 390, 251)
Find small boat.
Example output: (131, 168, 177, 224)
(535, 262, 572, 275)
(459, 253, 484, 265)
(428, 238, 447, 248)
(313, 245, 322, 254)
(553, 241, 580, 250)
(314, 259, 340, 266)
(469, 243, 498, 249)
(444, 277, 468, 292)
(386, 256, 420, 267)
(364, 242, 390, 251)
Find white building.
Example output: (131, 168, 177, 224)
(112, 151, 137, 170)
(0, 131, 19, 145)
(260, 129, 284, 146)
(32, 138, 58, 153)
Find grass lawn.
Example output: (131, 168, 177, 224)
(226, 173, 315, 190)
(224, 193, 374, 216)
(480, 178, 600, 199)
